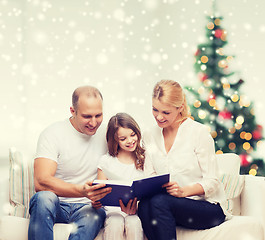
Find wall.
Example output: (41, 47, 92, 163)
(1, 0, 265, 164)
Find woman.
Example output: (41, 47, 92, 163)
(138, 80, 229, 240)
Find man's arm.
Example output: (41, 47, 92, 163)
(34, 157, 111, 201)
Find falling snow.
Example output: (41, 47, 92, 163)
(0, 0, 265, 163)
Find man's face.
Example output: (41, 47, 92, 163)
(70, 96, 103, 136)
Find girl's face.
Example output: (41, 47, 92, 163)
(117, 127, 138, 152)
(152, 98, 182, 129)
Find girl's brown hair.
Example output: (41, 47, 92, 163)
(153, 80, 190, 122)
(106, 113, 145, 170)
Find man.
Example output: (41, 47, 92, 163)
(28, 86, 112, 240)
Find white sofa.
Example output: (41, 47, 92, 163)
(0, 148, 265, 240)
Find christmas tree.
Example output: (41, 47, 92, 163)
(185, 3, 264, 176)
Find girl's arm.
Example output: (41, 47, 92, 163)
(97, 168, 108, 180)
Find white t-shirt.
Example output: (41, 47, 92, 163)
(36, 118, 107, 203)
(143, 118, 229, 217)
(98, 154, 145, 181)
(98, 154, 145, 214)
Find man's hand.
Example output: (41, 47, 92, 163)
(82, 181, 112, 202)
(163, 181, 185, 198)
(119, 197, 137, 215)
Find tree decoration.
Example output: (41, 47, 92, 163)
(185, 0, 264, 175)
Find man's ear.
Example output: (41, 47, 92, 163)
(70, 106, 75, 116)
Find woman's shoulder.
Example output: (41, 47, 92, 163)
(143, 125, 161, 138)
(184, 118, 208, 131)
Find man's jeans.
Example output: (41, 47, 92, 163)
(28, 191, 106, 240)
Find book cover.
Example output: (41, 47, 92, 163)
(93, 173, 170, 207)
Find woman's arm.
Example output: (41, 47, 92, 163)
(194, 126, 220, 198)
(163, 182, 204, 198)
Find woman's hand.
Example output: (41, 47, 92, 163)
(163, 181, 185, 198)
(91, 201, 102, 209)
(119, 197, 138, 215)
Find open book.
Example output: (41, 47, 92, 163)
(93, 173, 170, 207)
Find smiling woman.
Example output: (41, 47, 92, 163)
(138, 80, 228, 240)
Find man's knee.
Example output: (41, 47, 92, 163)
(30, 191, 59, 212)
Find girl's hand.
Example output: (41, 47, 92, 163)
(163, 181, 185, 198)
(91, 201, 102, 209)
(119, 197, 137, 215)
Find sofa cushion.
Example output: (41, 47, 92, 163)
(0, 216, 104, 240)
(9, 148, 35, 218)
(219, 174, 245, 215)
(1, 215, 263, 240)
(176, 216, 263, 240)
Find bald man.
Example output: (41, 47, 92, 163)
(28, 86, 111, 240)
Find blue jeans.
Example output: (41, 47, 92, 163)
(28, 191, 106, 240)
(138, 194, 225, 240)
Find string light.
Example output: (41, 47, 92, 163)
(235, 123, 242, 130)
(203, 79, 212, 87)
(221, 31, 227, 41)
(257, 140, 263, 147)
(247, 147, 253, 154)
(216, 48, 224, 55)
(227, 56, 233, 61)
(211, 131, 217, 138)
(198, 87, 205, 94)
(240, 131, 246, 139)
(200, 65, 207, 71)
(201, 56, 208, 63)
(231, 94, 239, 102)
(223, 83, 230, 90)
(229, 127, 236, 134)
(194, 100, 201, 108)
(243, 142, 251, 150)
(249, 168, 257, 176)
(236, 116, 244, 125)
(218, 60, 227, 68)
(207, 22, 214, 30)
(214, 18, 221, 26)
(228, 142, 236, 150)
(198, 110, 207, 119)
(209, 99, 216, 107)
(245, 132, 252, 141)
(216, 150, 223, 154)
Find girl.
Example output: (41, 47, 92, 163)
(138, 80, 229, 240)
(97, 112, 145, 240)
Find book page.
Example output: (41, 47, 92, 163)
(93, 179, 132, 186)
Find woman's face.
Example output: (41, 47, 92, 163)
(152, 98, 182, 129)
(117, 127, 138, 152)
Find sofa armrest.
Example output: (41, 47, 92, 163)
(0, 167, 9, 217)
(241, 175, 265, 226)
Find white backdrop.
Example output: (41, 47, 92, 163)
(1, 0, 265, 162)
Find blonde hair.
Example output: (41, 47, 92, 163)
(153, 80, 190, 121)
